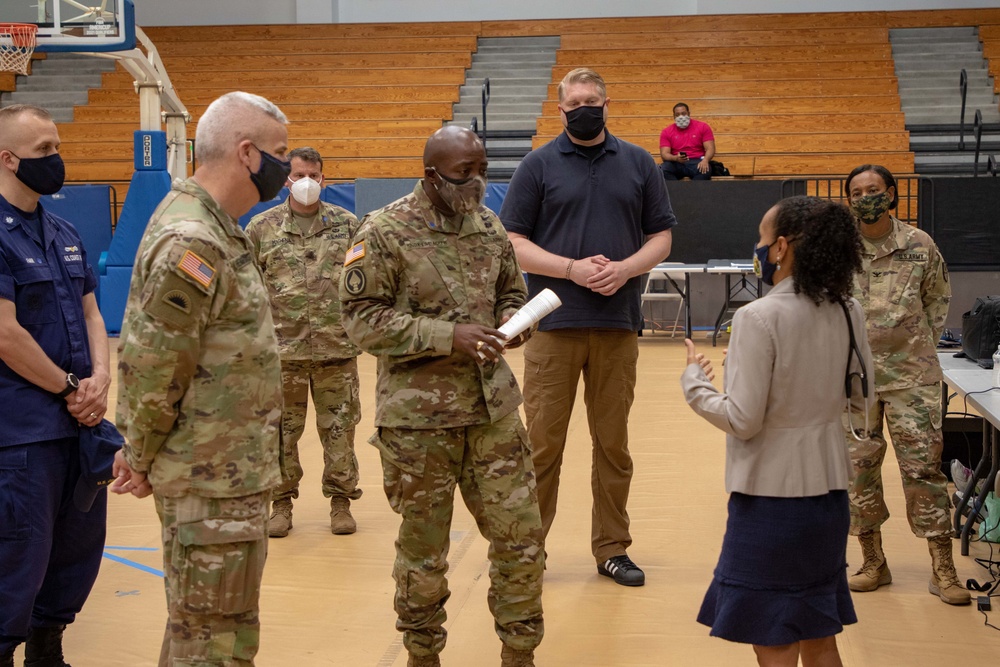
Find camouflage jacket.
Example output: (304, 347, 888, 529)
(246, 199, 360, 361)
(339, 181, 526, 429)
(854, 217, 950, 392)
(116, 178, 283, 498)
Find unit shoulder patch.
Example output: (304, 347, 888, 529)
(344, 266, 367, 296)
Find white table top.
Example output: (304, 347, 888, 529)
(938, 351, 1000, 429)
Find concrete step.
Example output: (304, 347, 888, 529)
(455, 103, 545, 114)
(459, 88, 549, 100)
(464, 76, 551, 87)
(449, 118, 538, 132)
(899, 99, 997, 110)
(898, 73, 991, 88)
(472, 52, 557, 64)
(901, 90, 997, 101)
(890, 27, 978, 40)
(14, 75, 105, 91)
(892, 42, 983, 54)
(894, 53, 986, 62)
(6, 90, 89, 105)
(459, 92, 542, 104)
(915, 153, 993, 166)
(894, 58, 989, 71)
(902, 114, 1000, 127)
(476, 36, 560, 48)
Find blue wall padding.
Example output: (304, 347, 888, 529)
(98, 266, 134, 334)
(40, 185, 113, 303)
(133, 131, 168, 171)
(105, 169, 172, 267)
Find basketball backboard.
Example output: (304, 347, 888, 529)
(9, 0, 135, 52)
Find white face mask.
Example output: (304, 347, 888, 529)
(290, 176, 321, 206)
(675, 115, 691, 129)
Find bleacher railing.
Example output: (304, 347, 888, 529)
(959, 69, 968, 150)
(780, 177, 923, 226)
(481, 77, 491, 149)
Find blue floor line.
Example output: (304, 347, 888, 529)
(105, 545, 159, 551)
(103, 551, 164, 577)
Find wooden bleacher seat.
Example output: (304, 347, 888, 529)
(978, 25, 1000, 95)
(51, 9, 1000, 191)
(51, 23, 478, 187)
(533, 18, 918, 178)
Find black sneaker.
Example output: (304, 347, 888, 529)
(598, 554, 645, 586)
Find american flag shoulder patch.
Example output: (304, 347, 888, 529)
(344, 241, 366, 266)
(177, 249, 216, 289)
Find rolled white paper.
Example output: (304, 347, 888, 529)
(476, 288, 563, 361)
(497, 288, 562, 343)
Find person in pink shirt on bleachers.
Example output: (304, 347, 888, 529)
(659, 103, 716, 181)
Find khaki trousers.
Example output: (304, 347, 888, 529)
(522, 329, 639, 563)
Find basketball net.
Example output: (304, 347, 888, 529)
(0, 23, 38, 76)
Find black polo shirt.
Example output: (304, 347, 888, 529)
(500, 131, 677, 331)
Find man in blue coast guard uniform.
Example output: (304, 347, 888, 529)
(0, 104, 123, 667)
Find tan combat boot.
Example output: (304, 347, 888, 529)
(927, 535, 971, 605)
(848, 530, 892, 592)
(268, 499, 293, 538)
(330, 496, 357, 535)
(407, 654, 440, 667)
(501, 645, 535, 667)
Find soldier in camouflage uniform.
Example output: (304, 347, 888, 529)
(340, 126, 544, 667)
(843, 165, 970, 605)
(246, 146, 363, 538)
(114, 92, 291, 666)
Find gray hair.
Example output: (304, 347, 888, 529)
(195, 91, 287, 163)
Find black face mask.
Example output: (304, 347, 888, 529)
(564, 105, 606, 141)
(10, 152, 65, 195)
(248, 145, 291, 202)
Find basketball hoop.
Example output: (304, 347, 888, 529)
(0, 23, 38, 76)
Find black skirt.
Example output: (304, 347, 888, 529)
(697, 490, 857, 646)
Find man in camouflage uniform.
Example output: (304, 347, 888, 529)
(246, 146, 362, 537)
(113, 92, 290, 665)
(843, 164, 969, 605)
(340, 126, 544, 667)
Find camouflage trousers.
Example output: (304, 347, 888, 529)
(274, 357, 362, 503)
(845, 384, 952, 538)
(373, 411, 545, 657)
(154, 492, 269, 667)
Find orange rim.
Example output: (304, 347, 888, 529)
(0, 23, 38, 49)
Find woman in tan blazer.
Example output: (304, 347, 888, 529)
(682, 196, 874, 667)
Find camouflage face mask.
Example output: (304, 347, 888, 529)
(850, 191, 893, 225)
(433, 169, 486, 215)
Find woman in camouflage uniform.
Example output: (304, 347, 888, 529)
(844, 164, 969, 606)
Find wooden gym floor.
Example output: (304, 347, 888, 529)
(23, 336, 1000, 665)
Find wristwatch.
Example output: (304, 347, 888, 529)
(56, 372, 80, 398)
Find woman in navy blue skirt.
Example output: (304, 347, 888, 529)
(681, 196, 875, 667)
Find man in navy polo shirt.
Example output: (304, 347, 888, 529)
(0, 104, 114, 667)
(500, 68, 676, 587)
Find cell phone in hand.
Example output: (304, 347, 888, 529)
(679, 152, 687, 160)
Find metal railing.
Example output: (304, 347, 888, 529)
(780, 177, 923, 226)
(959, 69, 968, 149)
(480, 78, 491, 149)
(988, 154, 999, 177)
(973, 109, 984, 177)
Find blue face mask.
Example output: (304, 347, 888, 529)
(753, 242, 778, 286)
